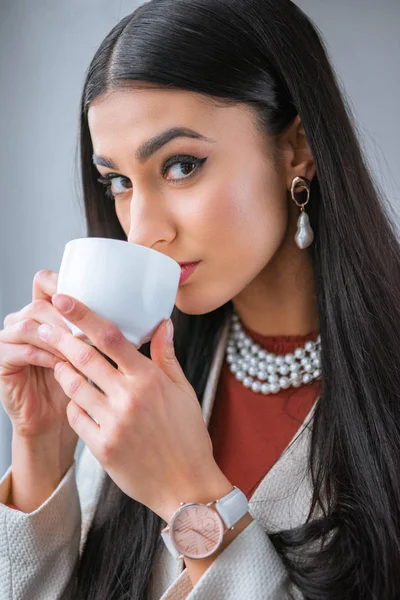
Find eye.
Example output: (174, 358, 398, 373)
(96, 154, 208, 200)
(97, 175, 132, 200)
(162, 155, 208, 182)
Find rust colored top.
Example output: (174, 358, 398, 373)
(208, 326, 321, 501)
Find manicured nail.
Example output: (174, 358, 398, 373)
(166, 319, 174, 344)
(38, 324, 54, 339)
(52, 294, 74, 313)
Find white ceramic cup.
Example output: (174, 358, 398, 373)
(56, 238, 181, 349)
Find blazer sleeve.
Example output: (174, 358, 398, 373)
(0, 442, 105, 600)
(0, 461, 81, 600)
(160, 519, 304, 600)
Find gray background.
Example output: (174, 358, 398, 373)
(0, 0, 399, 474)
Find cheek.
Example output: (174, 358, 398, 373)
(175, 176, 288, 315)
(203, 176, 287, 264)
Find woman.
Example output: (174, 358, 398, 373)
(1, 0, 399, 598)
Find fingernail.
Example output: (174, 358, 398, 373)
(166, 319, 174, 344)
(38, 324, 54, 339)
(54, 361, 65, 373)
(52, 294, 74, 313)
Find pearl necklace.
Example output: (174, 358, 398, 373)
(225, 310, 322, 395)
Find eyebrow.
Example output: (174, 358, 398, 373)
(92, 127, 214, 170)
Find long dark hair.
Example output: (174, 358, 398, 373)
(73, 1, 400, 598)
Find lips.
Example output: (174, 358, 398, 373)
(179, 261, 200, 285)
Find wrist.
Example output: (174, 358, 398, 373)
(12, 428, 76, 474)
(10, 431, 75, 512)
(162, 469, 234, 524)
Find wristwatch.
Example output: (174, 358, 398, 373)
(161, 485, 249, 560)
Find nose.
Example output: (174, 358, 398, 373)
(127, 194, 175, 249)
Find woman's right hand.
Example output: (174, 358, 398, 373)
(0, 270, 79, 476)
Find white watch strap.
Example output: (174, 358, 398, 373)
(214, 486, 249, 528)
(161, 530, 180, 558)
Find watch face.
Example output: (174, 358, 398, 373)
(170, 503, 225, 559)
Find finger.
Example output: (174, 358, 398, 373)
(32, 269, 58, 301)
(37, 325, 123, 397)
(53, 361, 108, 425)
(66, 400, 102, 453)
(3, 298, 71, 331)
(0, 319, 69, 362)
(51, 294, 148, 375)
(0, 341, 58, 372)
(150, 319, 194, 394)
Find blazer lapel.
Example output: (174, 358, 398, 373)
(201, 314, 231, 427)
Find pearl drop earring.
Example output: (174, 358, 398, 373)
(291, 176, 314, 249)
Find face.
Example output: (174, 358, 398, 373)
(88, 86, 292, 316)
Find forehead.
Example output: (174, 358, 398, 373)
(87, 86, 261, 147)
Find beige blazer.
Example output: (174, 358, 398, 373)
(0, 316, 318, 599)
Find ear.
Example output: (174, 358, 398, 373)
(279, 115, 316, 187)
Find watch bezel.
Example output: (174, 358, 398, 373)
(169, 502, 225, 560)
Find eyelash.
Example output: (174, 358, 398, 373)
(96, 154, 208, 200)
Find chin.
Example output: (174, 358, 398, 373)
(175, 285, 233, 316)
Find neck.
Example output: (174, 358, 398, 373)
(232, 241, 319, 337)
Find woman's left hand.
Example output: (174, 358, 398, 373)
(37, 293, 232, 523)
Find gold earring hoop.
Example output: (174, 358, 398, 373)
(290, 176, 314, 249)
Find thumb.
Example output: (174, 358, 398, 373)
(150, 319, 193, 393)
